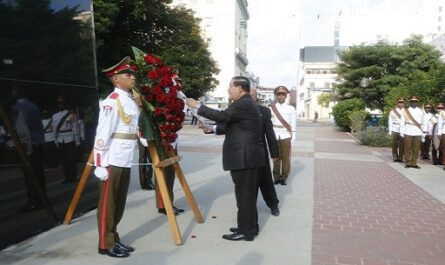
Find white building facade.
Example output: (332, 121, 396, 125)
(297, 47, 344, 120)
(172, 0, 249, 103)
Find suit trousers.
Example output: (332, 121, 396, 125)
(273, 138, 291, 181)
(231, 167, 259, 236)
(258, 155, 279, 209)
(404, 135, 421, 166)
(391, 132, 404, 161)
(25, 144, 46, 207)
(138, 140, 153, 188)
(58, 142, 77, 182)
(421, 135, 431, 159)
(97, 165, 130, 249)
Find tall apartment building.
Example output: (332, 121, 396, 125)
(172, 0, 249, 103)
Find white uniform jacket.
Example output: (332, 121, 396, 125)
(270, 102, 296, 142)
(424, 112, 435, 136)
(94, 88, 139, 168)
(42, 117, 55, 142)
(52, 110, 80, 145)
(400, 107, 426, 137)
(388, 108, 403, 133)
(438, 110, 445, 136)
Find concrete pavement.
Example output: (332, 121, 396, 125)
(1, 121, 445, 265)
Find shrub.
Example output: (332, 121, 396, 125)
(332, 98, 365, 131)
(355, 126, 391, 147)
(349, 110, 370, 133)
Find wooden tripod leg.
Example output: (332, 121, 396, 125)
(63, 150, 94, 224)
(148, 143, 183, 245)
(169, 154, 204, 224)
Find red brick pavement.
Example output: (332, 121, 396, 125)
(312, 155, 445, 265)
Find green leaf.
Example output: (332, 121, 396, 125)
(131, 46, 146, 63)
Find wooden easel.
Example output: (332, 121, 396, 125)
(64, 140, 203, 246)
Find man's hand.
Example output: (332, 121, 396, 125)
(186, 98, 199, 108)
(198, 121, 214, 134)
(94, 167, 108, 181)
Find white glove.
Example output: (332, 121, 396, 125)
(400, 133, 404, 138)
(94, 167, 108, 181)
(388, 131, 392, 136)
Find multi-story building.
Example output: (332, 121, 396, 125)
(172, 0, 249, 103)
(297, 46, 346, 120)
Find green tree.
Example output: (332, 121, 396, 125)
(317, 92, 331, 118)
(93, 0, 219, 97)
(332, 98, 365, 131)
(335, 35, 442, 111)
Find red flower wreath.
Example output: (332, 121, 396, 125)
(132, 49, 185, 152)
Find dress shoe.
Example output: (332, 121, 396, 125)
(116, 241, 134, 252)
(98, 246, 129, 258)
(173, 206, 184, 213)
(280, 179, 287, 185)
(412, 165, 421, 169)
(274, 180, 281, 185)
(158, 208, 178, 215)
(229, 226, 259, 235)
(271, 207, 280, 216)
(222, 232, 254, 241)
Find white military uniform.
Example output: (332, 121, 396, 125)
(94, 88, 139, 169)
(271, 102, 296, 142)
(438, 109, 445, 137)
(400, 107, 426, 137)
(424, 112, 435, 136)
(42, 117, 55, 143)
(52, 110, 80, 145)
(388, 108, 403, 134)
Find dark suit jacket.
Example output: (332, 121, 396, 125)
(258, 105, 279, 159)
(198, 94, 265, 171)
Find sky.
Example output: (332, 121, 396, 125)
(247, 0, 424, 88)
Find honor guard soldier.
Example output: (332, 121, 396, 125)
(437, 103, 445, 169)
(388, 97, 405, 162)
(52, 96, 80, 183)
(270, 86, 296, 185)
(421, 103, 434, 160)
(94, 56, 138, 258)
(431, 104, 443, 165)
(400, 96, 427, 169)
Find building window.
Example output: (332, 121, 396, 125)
(439, 16, 442, 22)
(206, 0, 213, 3)
(439, 25, 442, 31)
(325, 82, 330, 89)
(310, 82, 315, 88)
(439, 6, 442, 12)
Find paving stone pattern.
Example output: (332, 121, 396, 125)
(312, 132, 445, 265)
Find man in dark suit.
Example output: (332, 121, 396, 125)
(186, 76, 265, 241)
(250, 87, 280, 216)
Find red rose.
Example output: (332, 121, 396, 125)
(154, 107, 163, 116)
(156, 93, 166, 103)
(130, 65, 138, 71)
(151, 85, 162, 95)
(148, 70, 159, 80)
(145, 94, 154, 102)
(144, 54, 161, 65)
(160, 76, 172, 87)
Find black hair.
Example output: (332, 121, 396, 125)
(230, 76, 250, 92)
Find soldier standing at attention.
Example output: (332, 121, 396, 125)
(421, 103, 434, 160)
(400, 96, 426, 169)
(437, 103, 445, 170)
(94, 57, 138, 258)
(52, 96, 80, 183)
(270, 86, 296, 185)
(388, 97, 405, 162)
